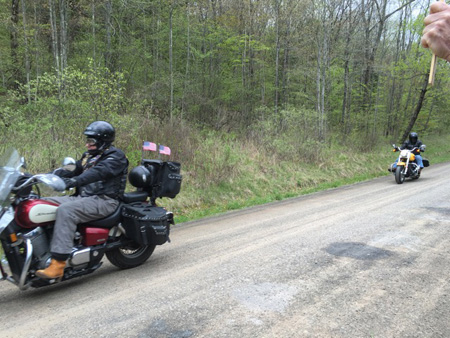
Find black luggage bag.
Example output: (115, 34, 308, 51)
(122, 202, 170, 246)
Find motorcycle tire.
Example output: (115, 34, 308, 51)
(395, 166, 405, 184)
(106, 242, 156, 269)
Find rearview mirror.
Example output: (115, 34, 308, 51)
(62, 157, 76, 171)
(20, 157, 27, 170)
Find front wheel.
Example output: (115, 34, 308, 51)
(395, 166, 405, 184)
(106, 242, 156, 269)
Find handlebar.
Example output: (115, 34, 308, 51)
(13, 174, 66, 193)
(392, 146, 424, 153)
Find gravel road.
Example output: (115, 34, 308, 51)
(1, 163, 450, 338)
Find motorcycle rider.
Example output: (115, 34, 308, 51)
(36, 121, 129, 279)
(391, 132, 425, 172)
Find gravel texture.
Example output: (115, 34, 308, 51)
(1, 162, 450, 337)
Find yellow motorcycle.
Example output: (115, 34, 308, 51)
(389, 144, 429, 184)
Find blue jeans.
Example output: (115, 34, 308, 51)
(393, 154, 423, 169)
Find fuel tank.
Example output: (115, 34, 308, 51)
(15, 199, 58, 228)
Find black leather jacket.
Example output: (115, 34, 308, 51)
(401, 140, 424, 154)
(58, 146, 128, 199)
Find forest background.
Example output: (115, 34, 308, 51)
(1, 0, 450, 222)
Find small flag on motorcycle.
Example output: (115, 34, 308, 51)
(159, 145, 171, 156)
(143, 141, 157, 151)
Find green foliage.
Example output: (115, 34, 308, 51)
(3, 0, 448, 140)
(0, 60, 129, 170)
(249, 106, 325, 163)
(12, 59, 126, 117)
(166, 123, 450, 223)
(1, 0, 450, 224)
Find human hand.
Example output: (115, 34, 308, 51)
(62, 178, 78, 189)
(421, 2, 450, 62)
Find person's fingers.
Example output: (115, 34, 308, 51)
(429, 2, 449, 15)
(421, 21, 438, 48)
(424, 3, 450, 26)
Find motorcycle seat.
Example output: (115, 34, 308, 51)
(81, 192, 149, 228)
(83, 204, 123, 228)
(122, 191, 149, 204)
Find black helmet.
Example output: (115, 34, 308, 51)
(409, 132, 418, 144)
(84, 121, 115, 153)
(128, 166, 152, 188)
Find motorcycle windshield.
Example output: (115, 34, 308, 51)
(0, 148, 22, 209)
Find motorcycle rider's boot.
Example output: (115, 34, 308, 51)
(36, 259, 66, 280)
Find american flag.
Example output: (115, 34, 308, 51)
(143, 141, 157, 151)
(159, 145, 171, 156)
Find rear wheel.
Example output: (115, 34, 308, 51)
(106, 242, 156, 269)
(395, 166, 405, 184)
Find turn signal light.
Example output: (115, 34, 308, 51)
(10, 233, 17, 243)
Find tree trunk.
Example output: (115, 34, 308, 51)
(341, 0, 355, 136)
(48, 0, 61, 95)
(316, 1, 330, 141)
(274, 0, 280, 115)
(105, 0, 112, 68)
(282, 15, 291, 107)
(59, 0, 68, 72)
(92, 1, 96, 64)
(152, 2, 160, 104)
(20, 0, 31, 103)
(182, 2, 190, 118)
(169, 4, 174, 120)
(399, 72, 429, 143)
(319, 30, 328, 141)
(33, 0, 41, 101)
(10, 0, 20, 88)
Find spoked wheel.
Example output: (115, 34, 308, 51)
(106, 241, 156, 269)
(395, 166, 405, 184)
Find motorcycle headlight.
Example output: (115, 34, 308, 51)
(400, 150, 409, 157)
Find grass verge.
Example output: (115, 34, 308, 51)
(163, 133, 450, 224)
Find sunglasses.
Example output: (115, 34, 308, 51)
(86, 138, 97, 146)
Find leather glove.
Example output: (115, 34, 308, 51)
(62, 177, 78, 189)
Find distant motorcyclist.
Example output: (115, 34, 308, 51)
(392, 132, 426, 172)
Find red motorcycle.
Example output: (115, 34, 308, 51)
(0, 148, 182, 290)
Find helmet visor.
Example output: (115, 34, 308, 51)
(86, 138, 97, 146)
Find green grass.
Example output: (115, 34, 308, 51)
(162, 133, 450, 224)
(1, 128, 450, 262)
(2, 114, 450, 226)
(171, 172, 386, 223)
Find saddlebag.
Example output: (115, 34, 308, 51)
(122, 202, 170, 246)
(423, 158, 430, 167)
(140, 160, 182, 199)
(157, 161, 182, 198)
